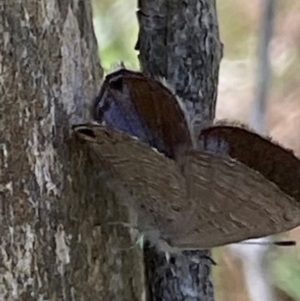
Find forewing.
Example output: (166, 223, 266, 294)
(170, 149, 300, 249)
(73, 123, 192, 239)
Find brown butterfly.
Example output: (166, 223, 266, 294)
(73, 69, 300, 251)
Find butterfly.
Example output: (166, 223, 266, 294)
(73, 69, 300, 251)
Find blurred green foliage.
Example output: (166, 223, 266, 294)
(274, 251, 300, 300)
(92, 0, 139, 71)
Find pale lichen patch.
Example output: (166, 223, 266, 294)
(15, 225, 36, 284)
(55, 224, 70, 265)
(27, 123, 58, 197)
(0, 224, 36, 299)
(60, 8, 80, 118)
(61, 6, 95, 123)
(0, 143, 8, 168)
(43, 0, 58, 25)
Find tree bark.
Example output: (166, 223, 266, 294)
(1, 0, 222, 300)
(0, 1, 144, 300)
(137, 1, 222, 300)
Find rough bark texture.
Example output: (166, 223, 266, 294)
(136, 0, 222, 300)
(0, 1, 144, 300)
(137, 0, 222, 138)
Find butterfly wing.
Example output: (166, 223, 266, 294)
(73, 123, 193, 244)
(167, 127, 300, 249)
(200, 124, 300, 202)
(93, 69, 192, 160)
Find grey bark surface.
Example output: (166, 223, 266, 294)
(0, 1, 144, 300)
(137, 0, 222, 300)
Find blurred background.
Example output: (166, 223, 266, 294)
(91, 1, 300, 300)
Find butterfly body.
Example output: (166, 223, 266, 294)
(74, 69, 300, 251)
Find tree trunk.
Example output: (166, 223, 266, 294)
(137, 1, 222, 300)
(0, 1, 144, 300)
(1, 0, 222, 300)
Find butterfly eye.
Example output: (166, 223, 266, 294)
(75, 128, 96, 139)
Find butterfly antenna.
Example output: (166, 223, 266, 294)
(234, 240, 296, 247)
